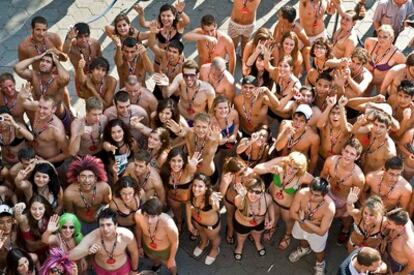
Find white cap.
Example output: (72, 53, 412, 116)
(0, 204, 13, 216)
(295, 104, 313, 120)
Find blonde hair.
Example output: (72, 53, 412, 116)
(281, 151, 308, 176)
(241, 177, 265, 216)
(378, 24, 395, 41)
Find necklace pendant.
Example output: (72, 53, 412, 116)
(149, 241, 157, 249)
(195, 213, 202, 222)
(275, 191, 284, 200)
(106, 258, 116, 264)
(86, 209, 93, 218)
(241, 6, 249, 14)
(89, 145, 97, 151)
(250, 218, 257, 226)
(187, 107, 195, 115)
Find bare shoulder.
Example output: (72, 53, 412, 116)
(64, 183, 78, 195)
(119, 227, 134, 241)
(161, 213, 178, 232)
(201, 80, 214, 93)
(218, 30, 233, 43)
(399, 177, 412, 192)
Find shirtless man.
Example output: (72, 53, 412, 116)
(273, 5, 310, 48)
(63, 156, 112, 234)
(0, 204, 21, 273)
(113, 36, 154, 87)
(299, 0, 334, 71)
(156, 60, 215, 124)
(14, 51, 72, 130)
(124, 150, 166, 206)
(183, 113, 220, 178)
(330, 10, 359, 58)
(228, 0, 261, 54)
(0, 73, 25, 123)
(316, 95, 352, 159)
(183, 14, 236, 74)
(288, 86, 322, 127)
(27, 96, 67, 167)
(123, 75, 157, 117)
(352, 111, 397, 173)
(69, 208, 139, 275)
(387, 80, 414, 138)
(233, 75, 269, 136)
(200, 57, 236, 102)
(333, 47, 373, 99)
(275, 104, 320, 173)
(363, 156, 412, 211)
(76, 56, 117, 109)
(135, 197, 178, 274)
(18, 16, 67, 67)
(383, 208, 414, 274)
(69, 96, 108, 157)
(313, 72, 334, 111)
(381, 53, 414, 96)
(289, 177, 335, 275)
(104, 90, 149, 145)
(320, 138, 365, 244)
(63, 22, 101, 74)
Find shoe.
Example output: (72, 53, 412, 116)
(257, 248, 266, 257)
(336, 230, 349, 246)
(233, 252, 242, 261)
(205, 248, 220, 265)
(151, 264, 162, 272)
(314, 261, 326, 275)
(193, 246, 204, 257)
(288, 247, 311, 263)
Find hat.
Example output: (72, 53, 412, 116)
(0, 204, 13, 216)
(295, 104, 313, 120)
(241, 75, 258, 86)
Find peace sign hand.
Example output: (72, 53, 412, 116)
(347, 187, 360, 204)
(338, 95, 348, 107)
(326, 95, 337, 108)
(174, 0, 185, 13)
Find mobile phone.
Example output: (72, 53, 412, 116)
(0, 117, 4, 121)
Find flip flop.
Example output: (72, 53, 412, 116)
(233, 252, 243, 261)
(257, 248, 266, 257)
(278, 234, 292, 250)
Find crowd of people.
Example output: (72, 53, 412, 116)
(0, 0, 414, 274)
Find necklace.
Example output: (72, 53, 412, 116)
(170, 170, 183, 189)
(148, 219, 159, 249)
(101, 233, 118, 264)
(79, 185, 96, 218)
(59, 233, 74, 251)
(249, 196, 262, 225)
(242, 95, 254, 128)
(247, 143, 265, 166)
(193, 196, 205, 222)
(39, 76, 54, 96)
(185, 82, 200, 115)
(32, 37, 47, 55)
(208, 71, 224, 90)
(305, 199, 324, 220)
(332, 157, 354, 192)
(328, 126, 342, 156)
(287, 128, 306, 150)
(332, 28, 352, 46)
(138, 171, 150, 190)
(3, 95, 17, 111)
(378, 175, 397, 201)
(127, 56, 138, 75)
(373, 46, 391, 66)
(275, 172, 299, 200)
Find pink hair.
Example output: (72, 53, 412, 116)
(39, 248, 75, 275)
(66, 155, 108, 184)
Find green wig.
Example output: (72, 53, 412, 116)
(59, 213, 83, 244)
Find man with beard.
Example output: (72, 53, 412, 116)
(18, 16, 67, 67)
(76, 56, 117, 109)
(383, 208, 414, 274)
(289, 177, 335, 275)
(363, 156, 412, 211)
(320, 138, 365, 244)
(69, 208, 139, 275)
(352, 111, 396, 173)
(156, 60, 215, 125)
(14, 51, 72, 131)
(63, 156, 112, 234)
(135, 197, 178, 274)
(123, 150, 166, 206)
(183, 14, 236, 74)
(332, 47, 372, 101)
(200, 57, 236, 103)
(68, 96, 108, 158)
(381, 53, 414, 96)
(275, 104, 320, 173)
(0, 73, 26, 123)
(113, 36, 153, 88)
(123, 75, 158, 117)
(316, 95, 352, 159)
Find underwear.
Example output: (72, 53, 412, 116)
(385, 252, 405, 273)
(233, 216, 265, 235)
(327, 190, 347, 209)
(308, 29, 329, 45)
(92, 257, 131, 275)
(142, 241, 170, 262)
(272, 197, 290, 211)
(227, 19, 255, 39)
(192, 216, 220, 231)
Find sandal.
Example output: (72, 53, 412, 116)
(263, 227, 276, 242)
(257, 248, 266, 257)
(225, 226, 235, 245)
(233, 252, 243, 261)
(278, 234, 292, 250)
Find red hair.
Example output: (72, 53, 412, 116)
(66, 155, 108, 184)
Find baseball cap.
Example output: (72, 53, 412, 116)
(295, 104, 313, 120)
(241, 75, 258, 86)
(0, 204, 13, 216)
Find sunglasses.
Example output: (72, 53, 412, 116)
(62, 225, 75, 229)
(248, 189, 262, 195)
(183, 73, 197, 79)
(50, 267, 64, 275)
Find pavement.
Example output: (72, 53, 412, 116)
(0, 0, 413, 274)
